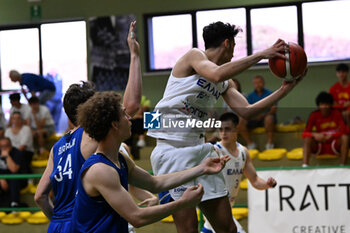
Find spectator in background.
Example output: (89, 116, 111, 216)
(9, 93, 31, 125)
(0, 137, 27, 208)
(5, 112, 34, 173)
(238, 75, 277, 150)
(44, 72, 63, 131)
(302, 92, 349, 166)
(9, 70, 56, 105)
(28, 96, 56, 157)
(329, 63, 350, 125)
(0, 106, 7, 138)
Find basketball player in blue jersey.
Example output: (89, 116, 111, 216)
(34, 21, 150, 232)
(147, 21, 306, 233)
(201, 112, 277, 233)
(70, 91, 230, 233)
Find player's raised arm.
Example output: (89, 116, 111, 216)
(185, 39, 287, 83)
(223, 69, 306, 119)
(242, 148, 276, 190)
(123, 21, 142, 117)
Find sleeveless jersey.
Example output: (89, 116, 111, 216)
(70, 153, 129, 233)
(148, 72, 228, 144)
(50, 127, 85, 220)
(214, 142, 247, 206)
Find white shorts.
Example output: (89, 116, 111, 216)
(202, 216, 246, 233)
(150, 139, 227, 202)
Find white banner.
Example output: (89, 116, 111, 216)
(248, 168, 350, 233)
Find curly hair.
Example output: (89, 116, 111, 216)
(203, 21, 241, 50)
(77, 91, 122, 142)
(63, 81, 95, 126)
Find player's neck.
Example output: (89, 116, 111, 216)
(220, 140, 237, 151)
(96, 137, 121, 164)
(205, 48, 226, 65)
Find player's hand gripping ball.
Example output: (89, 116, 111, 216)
(269, 42, 307, 82)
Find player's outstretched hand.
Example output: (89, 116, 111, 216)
(138, 196, 159, 207)
(180, 184, 204, 207)
(201, 155, 230, 174)
(261, 39, 288, 60)
(267, 177, 277, 188)
(127, 21, 140, 56)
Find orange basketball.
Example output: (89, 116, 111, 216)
(268, 42, 307, 81)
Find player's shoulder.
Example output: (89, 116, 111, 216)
(84, 162, 120, 186)
(185, 48, 207, 59)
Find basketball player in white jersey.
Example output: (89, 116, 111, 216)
(201, 112, 277, 233)
(148, 21, 305, 233)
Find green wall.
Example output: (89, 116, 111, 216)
(0, 0, 347, 122)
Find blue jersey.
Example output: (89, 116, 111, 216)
(246, 88, 273, 104)
(21, 73, 56, 92)
(50, 127, 85, 221)
(71, 153, 129, 233)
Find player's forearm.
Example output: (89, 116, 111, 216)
(130, 199, 186, 228)
(215, 52, 264, 82)
(123, 55, 142, 117)
(34, 194, 53, 220)
(152, 166, 204, 193)
(251, 177, 270, 190)
(239, 87, 285, 119)
(129, 185, 156, 202)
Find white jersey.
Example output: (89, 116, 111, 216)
(147, 72, 228, 144)
(202, 142, 247, 233)
(215, 142, 247, 207)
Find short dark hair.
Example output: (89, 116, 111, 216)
(63, 81, 95, 126)
(0, 137, 12, 146)
(219, 112, 239, 126)
(253, 75, 264, 81)
(77, 91, 122, 142)
(9, 93, 20, 101)
(28, 96, 40, 104)
(11, 111, 22, 117)
(316, 91, 333, 106)
(336, 63, 349, 72)
(203, 21, 241, 50)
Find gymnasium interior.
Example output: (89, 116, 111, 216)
(0, 0, 349, 232)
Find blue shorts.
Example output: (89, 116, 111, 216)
(48, 219, 71, 233)
(158, 191, 174, 204)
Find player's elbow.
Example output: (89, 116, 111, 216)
(207, 73, 225, 83)
(125, 101, 140, 117)
(149, 177, 165, 193)
(129, 219, 145, 228)
(34, 192, 46, 205)
(128, 212, 149, 228)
